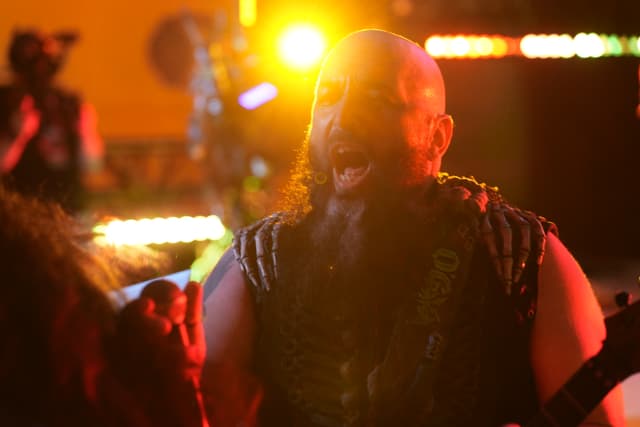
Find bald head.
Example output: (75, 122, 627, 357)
(317, 29, 446, 115)
(307, 29, 454, 202)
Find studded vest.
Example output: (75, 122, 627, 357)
(245, 177, 551, 427)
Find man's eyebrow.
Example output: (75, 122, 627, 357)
(318, 76, 343, 85)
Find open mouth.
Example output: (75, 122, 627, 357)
(329, 144, 372, 193)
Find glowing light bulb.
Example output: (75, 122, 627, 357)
(278, 24, 326, 70)
(425, 36, 447, 57)
(474, 36, 494, 57)
(450, 36, 471, 57)
(520, 34, 541, 58)
(574, 33, 605, 58)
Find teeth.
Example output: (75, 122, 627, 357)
(343, 168, 362, 178)
(339, 166, 368, 185)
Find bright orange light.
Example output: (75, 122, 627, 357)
(277, 24, 326, 70)
(93, 215, 227, 246)
(425, 36, 447, 57)
(239, 0, 257, 27)
(491, 37, 508, 57)
(520, 34, 541, 58)
(450, 36, 471, 57)
(474, 36, 494, 57)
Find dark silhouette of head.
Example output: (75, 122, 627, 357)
(0, 184, 117, 424)
(8, 29, 78, 90)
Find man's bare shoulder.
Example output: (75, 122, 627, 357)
(532, 233, 625, 426)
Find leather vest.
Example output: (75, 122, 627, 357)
(245, 180, 549, 427)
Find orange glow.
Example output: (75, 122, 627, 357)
(473, 36, 494, 57)
(450, 36, 471, 57)
(93, 215, 227, 246)
(277, 24, 326, 70)
(239, 0, 257, 27)
(490, 37, 508, 57)
(425, 36, 447, 57)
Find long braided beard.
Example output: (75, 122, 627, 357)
(276, 134, 444, 353)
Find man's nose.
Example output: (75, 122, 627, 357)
(334, 86, 363, 131)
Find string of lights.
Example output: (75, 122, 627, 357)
(424, 33, 640, 59)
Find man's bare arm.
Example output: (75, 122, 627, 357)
(203, 248, 256, 367)
(201, 249, 262, 425)
(531, 233, 625, 426)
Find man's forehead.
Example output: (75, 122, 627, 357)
(316, 30, 446, 111)
(318, 55, 403, 87)
(321, 34, 409, 76)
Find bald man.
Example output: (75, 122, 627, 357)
(202, 30, 624, 426)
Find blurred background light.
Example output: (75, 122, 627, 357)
(557, 34, 576, 58)
(473, 36, 494, 56)
(574, 32, 606, 58)
(450, 35, 471, 57)
(239, 0, 257, 27)
(277, 23, 326, 70)
(425, 36, 447, 57)
(94, 215, 227, 246)
(605, 35, 623, 56)
(238, 82, 278, 109)
(427, 33, 639, 59)
(491, 36, 509, 57)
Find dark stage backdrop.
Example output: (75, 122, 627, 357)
(439, 57, 640, 263)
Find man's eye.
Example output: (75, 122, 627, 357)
(316, 84, 341, 105)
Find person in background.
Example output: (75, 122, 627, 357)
(0, 29, 105, 212)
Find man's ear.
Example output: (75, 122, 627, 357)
(427, 114, 454, 160)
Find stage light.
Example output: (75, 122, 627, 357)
(239, 0, 257, 27)
(277, 24, 326, 70)
(94, 215, 227, 246)
(490, 36, 508, 57)
(425, 36, 447, 57)
(520, 34, 541, 58)
(557, 34, 576, 58)
(473, 36, 493, 57)
(605, 35, 623, 56)
(574, 33, 606, 58)
(450, 36, 471, 57)
(425, 33, 640, 59)
(238, 82, 278, 110)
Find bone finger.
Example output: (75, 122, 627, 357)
(481, 212, 503, 281)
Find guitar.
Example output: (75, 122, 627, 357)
(525, 298, 640, 427)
